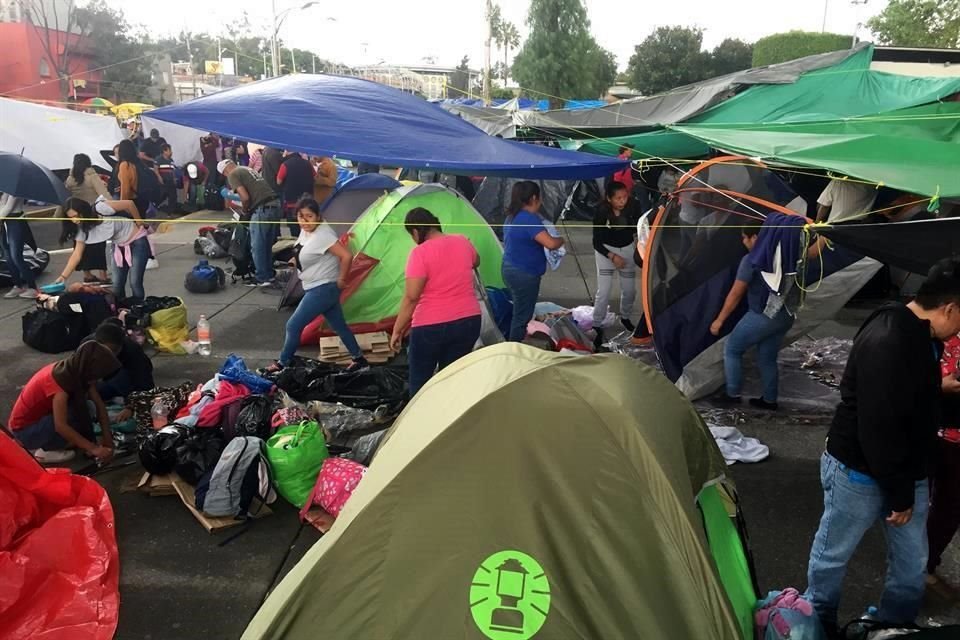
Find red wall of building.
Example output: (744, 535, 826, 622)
(0, 21, 102, 104)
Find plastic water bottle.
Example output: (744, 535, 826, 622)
(151, 398, 168, 430)
(197, 315, 211, 357)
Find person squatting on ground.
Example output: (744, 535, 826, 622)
(64, 153, 111, 283)
(591, 180, 639, 346)
(81, 319, 155, 402)
(218, 159, 282, 286)
(924, 332, 960, 600)
(501, 181, 564, 342)
(8, 341, 121, 465)
(0, 192, 37, 299)
(804, 257, 960, 638)
(265, 197, 368, 374)
(58, 197, 149, 300)
(390, 207, 482, 397)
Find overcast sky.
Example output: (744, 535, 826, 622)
(112, 0, 888, 72)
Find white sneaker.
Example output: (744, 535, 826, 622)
(3, 287, 24, 299)
(18, 288, 38, 299)
(32, 448, 76, 464)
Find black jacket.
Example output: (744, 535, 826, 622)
(279, 154, 315, 204)
(827, 303, 943, 512)
(592, 201, 639, 255)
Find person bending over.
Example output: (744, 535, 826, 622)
(8, 341, 121, 464)
(82, 318, 155, 401)
(264, 197, 368, 374)
(390, 208, 482, 397)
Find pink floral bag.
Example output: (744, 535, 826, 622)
(298, 457, 367, 520)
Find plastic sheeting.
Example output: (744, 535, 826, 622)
(0, 433, 120, 640)
(471, 177, 600, 228)
(820, 217, 960, 273)
(0, 97, 124, 171)
(141, 115, 203, 167)
(146, 74, 626, 179)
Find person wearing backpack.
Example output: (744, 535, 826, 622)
(56, 197, 150, 300)
(117, 139, 162, 214)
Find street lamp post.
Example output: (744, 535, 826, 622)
(271, 1, 320, 77)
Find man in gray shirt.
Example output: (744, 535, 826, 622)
(219, 160, 281, 286)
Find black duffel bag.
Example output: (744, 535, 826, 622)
(22, 308, 87, 353)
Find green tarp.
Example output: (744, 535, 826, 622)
(673, 103, 960, 197)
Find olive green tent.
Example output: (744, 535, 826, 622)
(243, 344, 757, 640)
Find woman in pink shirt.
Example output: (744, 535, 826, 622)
(390, 207, 481, 397)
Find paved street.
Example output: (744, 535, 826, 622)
(2, 216, 958, 638)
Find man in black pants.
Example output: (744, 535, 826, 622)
(84, 319, 155, 401)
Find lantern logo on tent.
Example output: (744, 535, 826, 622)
(469, 550, 550, 640)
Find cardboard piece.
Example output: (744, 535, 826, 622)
(301, 506, 335, 533)
(138, 472, 272, 533)
(319, 331, 392, 365)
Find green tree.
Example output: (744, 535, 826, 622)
(495, 20, 521, 81)
(866, 0, 960, 47)
(752, 31, 851, 67)
(74, 1, 153, 102)
(709, 38, 753, 77)
(511, 0, 617, 105)
(449, 55, 472, 97)
(626, 26, 711, 95)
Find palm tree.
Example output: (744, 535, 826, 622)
(497, 21, 521, 83)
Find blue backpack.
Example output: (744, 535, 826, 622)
(184, 259, 226, 294)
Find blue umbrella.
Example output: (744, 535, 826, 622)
(0, 151, 70, 205)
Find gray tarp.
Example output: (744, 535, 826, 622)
(441, 105, 516, 138)
(515, 45, 867, 137)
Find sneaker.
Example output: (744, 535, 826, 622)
(344, 356, 370, 373)
(18, 288, 38, 299)
(713, 392, 742, 405)
(3, 287, 25, 299)
(592, 327, 605, 351)
(258, 280, 283, 290)
(32, 448, 76, 464)
(749, 398, 779, 411)
(620, 317, 636, 332)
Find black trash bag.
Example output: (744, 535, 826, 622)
(138, 425, 190, 475)
(173, 428, 226, 485)
(342, 428, 389, 466)
(276, 363, 408, 413)
(234, 395, 274, 439)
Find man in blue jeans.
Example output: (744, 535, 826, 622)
(219, 159, 281, 285)
(710, 227, 792, 410)
(805, 257, 960, 638)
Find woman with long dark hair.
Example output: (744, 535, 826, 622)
(57, 196, 148, 300)
(264, 197, 368, 374)
(116, 139, 141, 203)
(389, 207, 481, 396)
(500, 181, 564, 341)
(591, 180, 639, 346)
(65, 153, 111, 283)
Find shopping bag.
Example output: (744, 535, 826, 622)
(146, 298, 188, 354)
(265, 420, 328, 508)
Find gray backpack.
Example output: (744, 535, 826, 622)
(195, 436, 277, 518)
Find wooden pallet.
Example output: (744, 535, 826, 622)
(319, 331, 392, 365)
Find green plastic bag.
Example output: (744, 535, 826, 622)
(266, 420, 328, 508)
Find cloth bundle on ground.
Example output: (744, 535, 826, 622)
(546, 314, 595, 353)
(220, 354, 275, 395)
(0, 432, 119, 640)
(271, 406, 310, 432)
(193, 225, 232, 259)
(755, 589, 824, 640)
(275, 362, 408, 414)
(184, 259, 226, 293)
(300, 457, 367, 520)
(129, 382, 193, 436)
(266, 420, 328, 508)
(195, 436, 277, 518)
(174, 377, 251, 428)
(141, 296, 189, 354)
(139, 425, 190, 475)
(710, 426, 770, 465)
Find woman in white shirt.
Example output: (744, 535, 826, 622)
(57, 197, 149, 300)
(64, 153, 112, 284)
(264, 197, 368, 374)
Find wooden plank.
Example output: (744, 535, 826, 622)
(170, 475, 272, 533)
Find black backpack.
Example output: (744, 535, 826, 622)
(184, 260, 226, 293)
(135, 162, 164, 207)
(228, 224, 255, 281)
(22, 308, 87, 353)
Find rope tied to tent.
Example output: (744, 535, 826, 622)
(795, 223, 834, 299)
(928, 185, 941, 213)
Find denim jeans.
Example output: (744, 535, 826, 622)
(113, 235, 150, 301)
(14, 400, 94, 450)
(724, 308, 794, 402)
(279, 282, 360, 366)
(251, 203, 281, 283)
(408, 315, 481, 397)
(3, 219, 36, 289)
(806, 452, 929, 632)
(502, 263, 541, 342)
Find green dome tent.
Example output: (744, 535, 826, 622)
(300, 182, 505, 343)
(243, 344, 757, 639)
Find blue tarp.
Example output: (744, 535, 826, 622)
(149, 75, 625, 179)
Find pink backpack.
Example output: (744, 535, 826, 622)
(299, 457, 367, 520)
